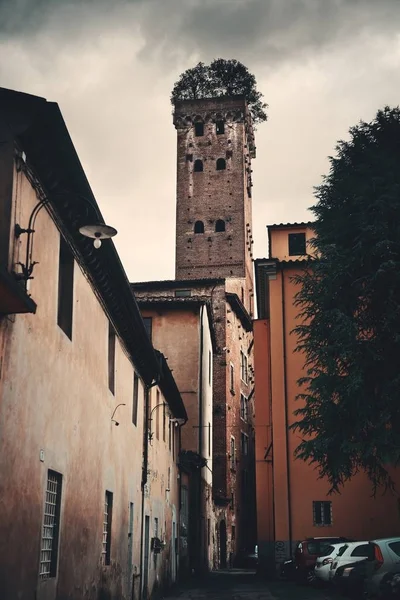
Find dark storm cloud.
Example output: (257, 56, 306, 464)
(1, 0, 399, 67)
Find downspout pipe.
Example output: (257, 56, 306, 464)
(281, 267, 293, 558)
(197, 304, 204, 572)
(139, 373, 161, 600)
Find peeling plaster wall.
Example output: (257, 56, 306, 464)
(0, 164, 177, 600)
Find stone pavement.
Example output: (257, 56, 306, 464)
(163, 570, 344, 600)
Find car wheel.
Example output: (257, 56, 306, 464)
(306, 569, 316, 585)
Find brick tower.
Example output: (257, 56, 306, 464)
(174, 96, 255, 315)
(173, 96, 257, 568)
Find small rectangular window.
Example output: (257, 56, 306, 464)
(108, 323, 116, 395)
(194, 122, 204, 137)
(207, 519, 211, 546)
(240, 394, 248, 421)
(230, 437, 236, 470)
(231, 525, 236, 541)
(102, 491, 113, 565)
(216, 120, 225, 135)
(288, 232, 306, 256)
(57, 236, 74, 339)
(313, 500, 332, 526)
(169, 418, 172, 451)
(132, 372, 139, 426)
(143, 317, 152, 341)
(39, 470, 62, 580)
(208, 351, 212, 385)
(240, 351, 248, 384)
(175, 289, 191, 298)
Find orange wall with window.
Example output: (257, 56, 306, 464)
(255, 225, 400, 571)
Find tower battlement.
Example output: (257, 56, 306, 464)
(173, 95, 255, 158)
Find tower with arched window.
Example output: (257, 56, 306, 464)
(173, 96, 255, 313)
(172, 95, 258, 570)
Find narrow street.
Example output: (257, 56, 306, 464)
(164, 570, 344, 600)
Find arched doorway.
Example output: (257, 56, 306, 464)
(219, 520, 227, 569)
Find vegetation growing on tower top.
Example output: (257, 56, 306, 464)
(171, 59, 268, 125)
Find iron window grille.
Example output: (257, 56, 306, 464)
(313, 501, 332, 526)
(102, 491, 113, 565)
(39, 470, 62, 580)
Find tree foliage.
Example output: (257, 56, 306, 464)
(291, 107, 400, 495)
(171, 59, 267, 125)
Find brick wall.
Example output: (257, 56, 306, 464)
(174, 96, 255, 310)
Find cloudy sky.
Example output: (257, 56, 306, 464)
(1, 0, 400, 282)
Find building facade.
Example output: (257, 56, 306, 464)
(254, 222, 400, 573)
(0, 88, 186, 600)
(131, 284, 216, 574)
(172, 96, 257, 566)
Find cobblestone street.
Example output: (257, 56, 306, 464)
(164, 570, 344, 600)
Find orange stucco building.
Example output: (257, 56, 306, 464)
(254, 222, 400, 573)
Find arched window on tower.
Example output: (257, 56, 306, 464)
(194, 159, 203, 172)
(194, 221, 204, 234)
(216, 158, 226, 171)
(215, 220, 225, 232)
(194, 121, 204, 137)
(216, 120, 225, 135)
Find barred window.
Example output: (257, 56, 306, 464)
(102, 491, 113, 565)
(313, 501, 332, 526)
(39, 470, 62, 580)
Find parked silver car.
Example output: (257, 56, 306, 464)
(333, 537, 400, 598)
(330, 540, 373, 581)
(315, 543, 348, 583)
(363, 538, 400, 598)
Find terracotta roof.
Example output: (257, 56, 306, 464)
(132, 278, 224, 290)
(267, 221, 315, 229)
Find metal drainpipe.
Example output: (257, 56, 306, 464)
(281, 267, 293, 558)
(139, 375, 160, 600)
(197, 304, 204, 571)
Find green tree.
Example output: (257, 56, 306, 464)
(171, 59, 267, 125)
(291, 107, 400, 495)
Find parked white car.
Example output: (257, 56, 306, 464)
(315, 543, 348, 582)
(330, 540, 373, 581)
(363, 538, 400, 597)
